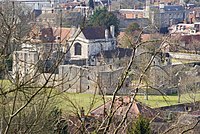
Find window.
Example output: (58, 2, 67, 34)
(74, 43, 81, 55)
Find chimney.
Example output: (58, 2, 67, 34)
(110, 25, 115, 38)
(105, 29, 109, 40)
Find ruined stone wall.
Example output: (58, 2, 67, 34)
(58, 65, 99, 94)
(38, 73, 59, 87)
(58, 64, 129, 95)
(98, 67, 127, 94)
(148, 64, 185, 94)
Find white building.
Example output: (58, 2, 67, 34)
(169, 22, 200, 35)
(12, 49, 39, 82)
(67, 25, 116, 65)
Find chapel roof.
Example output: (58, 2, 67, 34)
(82, 26, 113, 40)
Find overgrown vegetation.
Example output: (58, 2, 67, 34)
(128, 115, 151, 134)
(88, 7, 120, 35)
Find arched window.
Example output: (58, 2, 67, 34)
(74, 43, 81, 55)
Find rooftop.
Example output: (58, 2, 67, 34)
(163, 5, 184, 11)
(91, 96, 158, 118)
(94, 47, 133, 59)
(82, 26, 113, 40)
(119, 9, 144, 12)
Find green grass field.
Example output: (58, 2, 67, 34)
(55, 92, 107, 114)
(55, 92, 200, 113)
(1, 79, 200, 113)
(136, 93, 200, 108)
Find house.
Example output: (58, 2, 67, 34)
(66, 26, 117, 66)
(148, 4, 185, 33)
(29, 26, 71, 54)
(166, 22, 200, 52)
(119, 9, 144, 19)
(169, 23, 195, 34)
(169, 22, 200, 35)
(25, 26, 72, 72)
(90, 96, 158, 119)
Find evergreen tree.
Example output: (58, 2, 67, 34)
(128, 115, 151, 134)
(88, 7, 119, 36)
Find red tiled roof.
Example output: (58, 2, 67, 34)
(52, 27, 71, 44)
(90, 96, 157, 118)
(29, 25, 71, 44)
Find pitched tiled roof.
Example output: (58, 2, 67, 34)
(29, 26, 71, 44)
(52, 27, 71, 44)
(37, 13, 57, 19)
(82, 27, 112, 40)
(90, 96, 157, 118)
(95, 47, 133, 58)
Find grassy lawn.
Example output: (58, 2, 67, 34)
(136, 95, 178, 108)
(1, 79, 200, 113)
(136, 93, 200, 108)
(56, 92, 107, 114)
(55, 92, 200, 114)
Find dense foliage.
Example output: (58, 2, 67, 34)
(88, 7, 119, 36)
(128, 115, 151, 134)
(125, 22, 140, 35)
